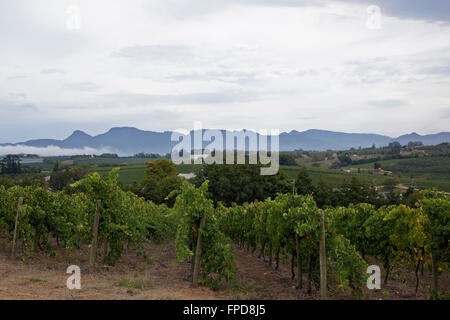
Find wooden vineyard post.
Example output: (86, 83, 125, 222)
(192, 211, 207, 287)
(295, 233, 302, 289)
(431, 251, 439, 295)
(11, 197, 23, 258)
(319, 209, 328, 299)
(268, 243, 273, 267)
(89, 200, 101, 273)
(103, 238, 109, 263)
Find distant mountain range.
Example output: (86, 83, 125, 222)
(1, 127, 449, 155)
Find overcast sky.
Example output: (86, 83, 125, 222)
(1, 0, 450, 143)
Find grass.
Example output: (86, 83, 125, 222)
(231, 276, 258, 300)
(27, 278, 47, 283)
(94, 165, 147, 185)
(113, 279, 153, 290)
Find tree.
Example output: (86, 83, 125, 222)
(388, 141, 401, 149)
(337, 177, 380, 206)
(49, 164, 88, 191)
(337, 154, 352, 167)
(0, 177, 15, 188)
(53, 161, 60, 172)
(407, 141, 423, 148)
(403, 187, 420, 207)
(295, 166, 315, 196)
(0, 155, 22, 174)
(96, 153, 118, 158)
(140, 159, 182, 205)
(144, 159, 177, 181)
(279, 153, 297, 166)
(330, 162, 340, 169)
(314, 179, 334, 208)
(192, 160, 290, 206)
(383, 178, 400, 205)
(388, 141, 401, 154)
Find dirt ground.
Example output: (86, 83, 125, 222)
(0, 241, 447, 300)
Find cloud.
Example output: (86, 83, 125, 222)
(0, 99, 39, 112)
(63, 82, 100, 92)
(335, 0, 450, 22)
(8, 92, 27, 99)
(419, 62, 450, 75)
(113, 45, 194, 62)
(166, 70, 265, 86)
(172, 0, 450, 22)
(1, 0, 450, 140)
(40, 68, 65, 75)
(6, 75, 28, 80)
(0, 145, 114, 157)
(368, 99, 407, 108)
(102, 90, 261, 106)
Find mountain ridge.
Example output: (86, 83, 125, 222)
(1, 127, 449, 155)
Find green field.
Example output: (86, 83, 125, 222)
(93, 163, 197, 185)
(296, 165, 450, 191)
(351, 157, 450, 179)
(73, 157, 150, 166)
(13, 154, 448, 192)
(93, 165, 147, 185)
(344, 156, 450, 191)
(91, 160, 450, 192)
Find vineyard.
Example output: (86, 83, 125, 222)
(0, 169, 449, 299)
(0, 169, 177, 265)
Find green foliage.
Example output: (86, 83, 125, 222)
(279, 153, 297, 166)
(219, 192, 367, 296)
(420, 190, 449, 265)
(1, 166, 447, 297)
(0, 169, 178, 264)
(144, 158, 177, 180)
(314, 179, 335, 208)
(328, 203, 375, 257)
(191, 161, 291, 206)
(0, 155, 22, 174)
(49, 164, 88, 191)
(337, 154, 353, 167)
(326, 234, 368, 298)
(217, 188, 447, 296)
(363, 206, 396, 269)
(0, 177, 16, 189)
(171, 181, 236, 288)
(71, 169, 170, 264)
(336, 178, 381, 206)
(295, 166, 315, 195)
(140, 159, 183, 205)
